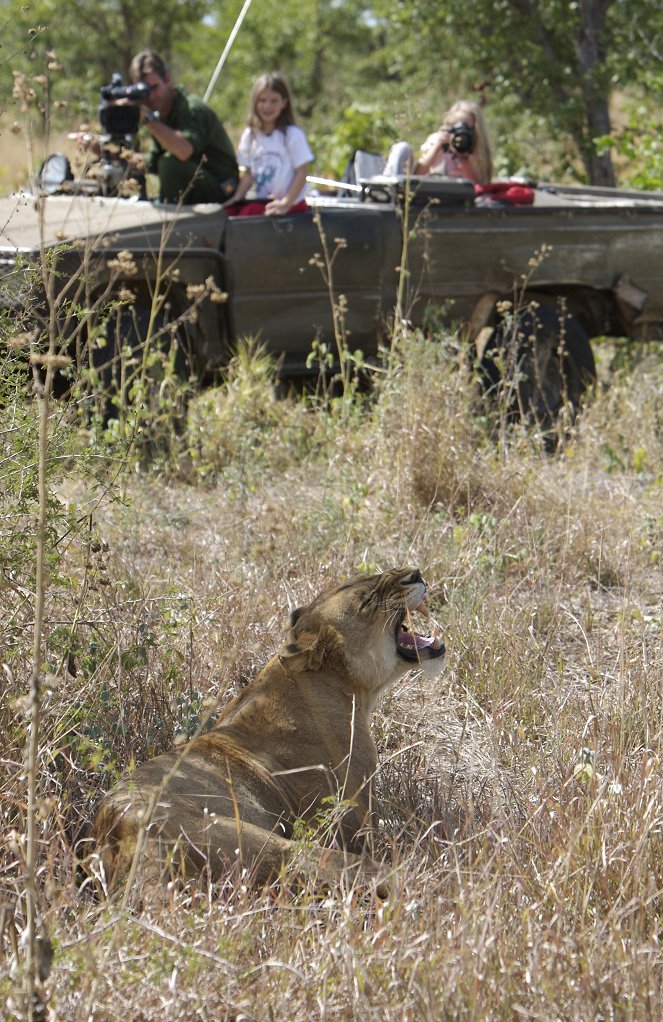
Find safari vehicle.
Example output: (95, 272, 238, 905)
(2, 164, 663, 417)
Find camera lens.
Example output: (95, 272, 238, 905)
(449, 122, 475, 155)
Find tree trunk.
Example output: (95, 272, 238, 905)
(575, 0, 617, 185)
(579, 102, 616, 186)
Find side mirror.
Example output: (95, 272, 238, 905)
(37, 153, 74, 194)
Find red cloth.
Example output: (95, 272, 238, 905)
(225, 199, 309, 217)
(474, 181, 535, 205)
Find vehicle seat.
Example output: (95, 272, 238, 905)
(353, 150, 387, 182)
(339, 150, 386, 194)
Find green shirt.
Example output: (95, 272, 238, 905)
(146, 87, 238, 183)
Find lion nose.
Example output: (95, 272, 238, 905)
(404, 569, 424, 586)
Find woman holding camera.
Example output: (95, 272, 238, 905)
(384, 99, 493, 185)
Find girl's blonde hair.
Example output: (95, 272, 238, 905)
(248, 72, 296, 134)
(441, 100, 493, 184)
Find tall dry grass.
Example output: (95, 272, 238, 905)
(0, 121, 76, 194)
(1, 321, 661, 1019)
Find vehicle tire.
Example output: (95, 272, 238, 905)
(478, 301, 596, 432)
(90, 303, 171, 422)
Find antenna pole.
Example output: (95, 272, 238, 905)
(203, 0, 254, 103)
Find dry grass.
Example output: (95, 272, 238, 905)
(0, 330, 661, 1020)
(0, 120, 76, 194)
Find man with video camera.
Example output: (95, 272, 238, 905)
(125, 49, 239, 205)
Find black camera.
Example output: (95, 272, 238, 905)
(448, 121, 476, 155)
(99, 73, 151, 138)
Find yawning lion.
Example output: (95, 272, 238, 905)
(93, 567, 445, 891)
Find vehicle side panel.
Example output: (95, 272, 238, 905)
(406, 204, 663, 335)
(222, 207, 401, 371)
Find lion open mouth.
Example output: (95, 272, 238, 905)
(395, 610, 445, 662)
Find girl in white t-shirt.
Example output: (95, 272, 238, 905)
(225, 72, 313, 216)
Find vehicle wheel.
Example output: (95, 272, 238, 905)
(478, 301, 596, 432)
(90, 303, 173, 422)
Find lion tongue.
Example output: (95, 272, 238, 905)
(398, 624, 442, 650)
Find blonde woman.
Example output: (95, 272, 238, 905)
(385, 100, 493, 185)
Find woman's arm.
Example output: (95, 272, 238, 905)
(414, 130, 450, 175)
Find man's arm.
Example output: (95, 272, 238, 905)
(145, 115, 193, 162)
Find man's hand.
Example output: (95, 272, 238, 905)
(124, 150, 146, 174)
(70, 131, 100, 156)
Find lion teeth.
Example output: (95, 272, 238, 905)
(398, 625, 443, 651)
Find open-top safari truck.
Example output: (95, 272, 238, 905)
(2, 166, 663, 420)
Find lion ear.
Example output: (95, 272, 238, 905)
(280, 623, 343, 672)
(289, 606, 303, 627)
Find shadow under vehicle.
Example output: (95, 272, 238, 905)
(2, 167, 663, 420)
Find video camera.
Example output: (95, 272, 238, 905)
(99, 73, 151, 138)
(447, 121, 476, 155)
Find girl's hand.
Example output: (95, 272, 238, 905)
(264, 196, 290, 216)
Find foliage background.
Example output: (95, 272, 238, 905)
(1, 0, 663, 187)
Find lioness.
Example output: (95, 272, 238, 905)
(93, 567, 445, 891)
